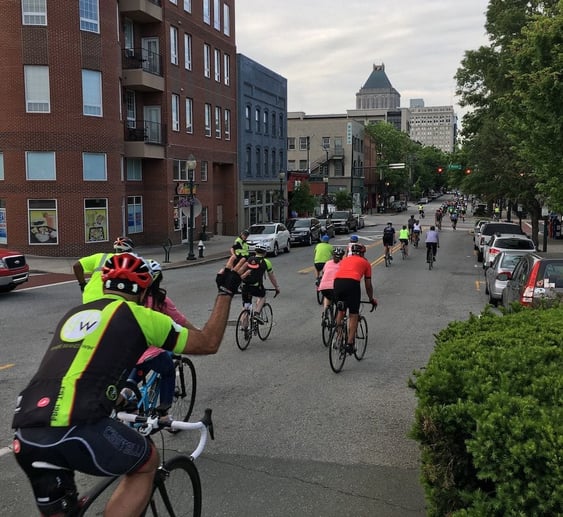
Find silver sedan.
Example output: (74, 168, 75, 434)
(484, 250, 533, 306)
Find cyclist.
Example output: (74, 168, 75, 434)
(425, 225, 440, 262)
(418, 204, 425, 218)
(333, 243, 378, 354)
(313, 234, 334, 285)
(346, 234, 359, 256)
(450, 210, 458, 230)
(318, 247, 345, 310)
(382, 222, 395, 260)
(126, 259, 198, 415)
(435, 209, 443, 230)
(12, 252, 247, 516)
(240, 245, 280, 326)
(398, 225, 410, 256)
(412, 220, 422, 247)
(407, 214, 416, 241)
(73, 236, 135, 303)
(230, 229, 250, 262)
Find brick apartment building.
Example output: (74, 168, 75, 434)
(0, 0, 237, 257)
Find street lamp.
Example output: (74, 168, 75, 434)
(323, 176, 329, 218)
(186, 154, 197, 260)
(278, 172, 285, 223)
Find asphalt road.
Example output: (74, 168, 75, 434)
(0, 201, 487, 516)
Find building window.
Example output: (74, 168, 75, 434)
(200, 160, 208, 182)
(170, 26, 178, 65)
(215, 106, 221, 138)
(173, 159, 188, 180)
(287, 137, 296, 150)
(203, 0, 210, 24)
(82, 69, 102, 116)
(171, 93, 180, 131)
(299, 159, 307, 170)
(185, 97, 193, 133)
(213, 0, 220, 30)
(214, 48, 221, 82)
(204, 103, 212, 137)
(264, 149, 269, 176)
(0, 152, 4, 180)
(22, 0, 47, 25)
(203, 44, 211, 78)
(83, 152, 107, 181)
(223, 3, 230, 36)
(127, 196, 143, 234)
(126, 90, 136, 128)
(184, 0, 191, 12)
(28, 199, 58, 245)
(223, 53, 230, 85)
(224, 109, 231, 140)
(299, 137, 309, 151)
(84, 198, 108, 242)
(245, 105, 251, 131)
(24, 65, 50, 113)
(322, 137, 330, 149)
(184, 33, 192, 70)
(272, 112, 276, 138)
(279, 114, 284, 137)
(26, 151, 55, 180)
(288, 160, 296, 171)
(255, 108, 261, 133)
(79, 0, 99, 33)
(126, 158, 142, 181)
(124, 19, 134, 52)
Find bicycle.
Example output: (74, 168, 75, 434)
(400, 241, 408, 259)
(321, 300, 337, 347)
(235, 289, 276, 350)
(436, 219, 442, 231)
(384, 244, 393, 267)
(58, 409, 214, 516)
(125, 353, 197, 425)
(412, 231, 420, 248)
(315, 270, 324, 305)
(329, 301, 376, 373)
(426, 245, 436, 270)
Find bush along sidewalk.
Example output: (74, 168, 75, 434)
(409, 305, 562, 517)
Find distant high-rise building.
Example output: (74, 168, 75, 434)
(410, 98, 425, 108)
(408, 105, 457, 153)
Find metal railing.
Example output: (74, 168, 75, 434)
(124, 120, 166, 145)
(122, 48, 163, 76)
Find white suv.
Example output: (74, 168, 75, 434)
(483, 233, 536, 268)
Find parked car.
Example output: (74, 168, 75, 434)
(476, 222, 527, 262)
(502, 253, 563, 309)
(482, 234, 536, 268)
(484, 250, 534, 306)
(389, 200, 406, 212)
(286, 217, 322, 246)
(318, 217, 335, 239)
(331, 210, 357, 234)
(472, 219, 491, 250)
(0, 248, 30, 292)
(247, 222, 291, 256)
(418, 197, 429, 204)
(473, 203, 489, 216)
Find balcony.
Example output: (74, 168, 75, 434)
(119, 0, 162, 23)
(122, 48, 164, 92)
(124, 120, 166, 159)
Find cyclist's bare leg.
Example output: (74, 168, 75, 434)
(105, 443, 159, 517)
(254, 296, 265, 314)
(347, 313, 359, 346)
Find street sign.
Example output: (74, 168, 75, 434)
(448, 164, 462, 170)
(388, 163, 405, 169)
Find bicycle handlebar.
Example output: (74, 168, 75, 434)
(116, 408, 214, 460)
(360, 300, 377, 312)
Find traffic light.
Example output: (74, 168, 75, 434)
(436, 166, 444, 174)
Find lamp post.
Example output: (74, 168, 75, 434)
(323, 176, 329, 218)
(278, 172, 285, 223)
(186, 154, 197, 260)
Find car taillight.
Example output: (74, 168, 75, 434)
(489, 247, 500, 257)
(497, 271, 512, 280)
(520, 262, 542, 305)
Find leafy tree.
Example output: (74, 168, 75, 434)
(288, 181, 316, 216)
(334, 190, 353, 210)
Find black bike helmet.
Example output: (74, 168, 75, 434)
(253, 245, 268, 255)
(350, 243, 366, 256)
(333, 247, 346, 260)
(102, 253, 153, 294)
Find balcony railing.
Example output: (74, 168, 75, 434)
(122, 48, 163, 76)
(125, 120, 166, 145)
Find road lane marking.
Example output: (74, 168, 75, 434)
(0, 364, 15, 371)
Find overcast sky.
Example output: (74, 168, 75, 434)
(235, 0, 491, 120)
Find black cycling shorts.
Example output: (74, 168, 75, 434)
(314, 262, 326, 273)
(241, 283, 265, 304)
(14, 418, 153, 513)
(321, 288, 334, 302)
(333, 278, 361, 314)
(382, 237, 394, 246)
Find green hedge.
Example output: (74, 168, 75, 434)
(409, 306, 563, 516)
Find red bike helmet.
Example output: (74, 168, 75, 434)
(113, 236, 135, 252)
(102, 253, 153, 294)
(350, 243, 366, 256)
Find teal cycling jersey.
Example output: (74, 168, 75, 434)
(12, 295, 188, 428)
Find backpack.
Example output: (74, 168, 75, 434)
(243, 256, 266, 285)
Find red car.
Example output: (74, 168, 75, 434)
(0, 249, 29, 292)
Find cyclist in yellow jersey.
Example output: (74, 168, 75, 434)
(13, 253, 247, 516)
(313, 234, 333, 285)
(398, 225, 410, 256)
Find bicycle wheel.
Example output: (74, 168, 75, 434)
(316, 287, 323, 305)
(235, 309, 252, 350)
(147, 455, 202, 517)
(257, 303, 273, 341)
(170, 356, 197, 422)
(354, 316, 368, 360)
(329, 323, 347, 373)
(427, 248, 433, 270)
(321, 306, 334, 347)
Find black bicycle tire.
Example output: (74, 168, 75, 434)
(235, 309, 252, 350)
(321, 307, 333, 347)
(354, 316, 368, 360)
(329, 322, 347, 373)
(427, 248, 433, 270)
(146, 455, 202, 517)
(170, 356, 197, 422)
(257, 303, 273, 341)
(316, 287, 323, 305)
